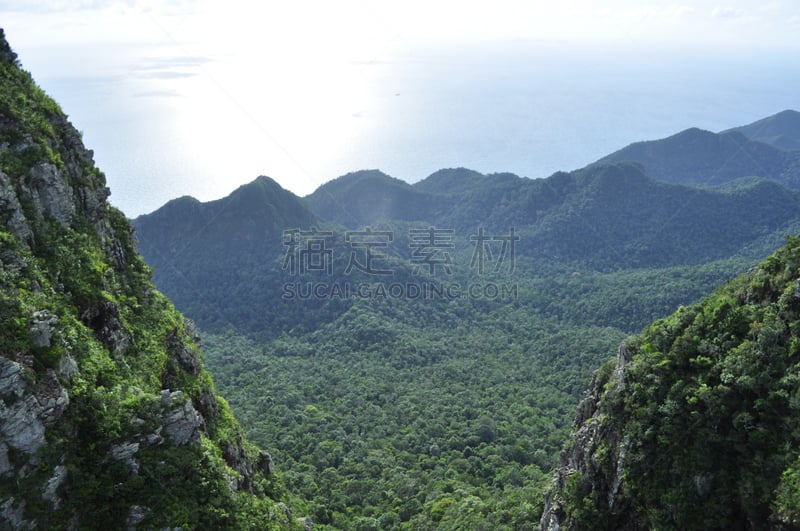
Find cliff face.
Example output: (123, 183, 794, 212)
(0, 29, 301, 529)
(539, 346, 638, 531)
(542, 237, 800, 530)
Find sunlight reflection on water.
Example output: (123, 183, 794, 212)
(32, 43, 800, 217)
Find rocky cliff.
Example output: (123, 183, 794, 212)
(0, 29, 302, 529)
(539, 346, 638, 530)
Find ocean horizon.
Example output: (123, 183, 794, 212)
(23, 40, 800, 217)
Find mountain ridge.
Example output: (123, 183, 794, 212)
(133, 157, 800, 340)
(595, 123, 800, 188)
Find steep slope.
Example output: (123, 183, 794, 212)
(725, 109, 800, 151)
(595, 125, 800, 189)
(0, 29, 301, 529)
(541, 236, 800, 530)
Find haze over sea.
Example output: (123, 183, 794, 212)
(3, 4, 800, 217)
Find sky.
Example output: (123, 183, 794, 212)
(1, 1, 800, 216)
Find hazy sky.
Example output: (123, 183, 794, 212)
(1, 1, 800, 215)
(4, 1, 800, 49)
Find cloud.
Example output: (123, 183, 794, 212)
(130, 55, 210, 80)
(135, 71, 197, 79)
(133, 89, 182, 98)
(133, 56, 211, 71)
(712, 6, 746, 19)
(668, 5, 696, 18)
(0, 0, 133, 13)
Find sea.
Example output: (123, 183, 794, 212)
(19, 40, 800, 217)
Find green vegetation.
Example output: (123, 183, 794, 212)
(196, 249, 762, 529)
(202, 303, 624, 529)
(553, 235, 800, 529)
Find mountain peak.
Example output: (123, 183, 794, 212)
(306, 169, 433, 227)
(311, 169, 405, 193)
(225, 175, 303, 211)
(134, 174, 317, 260)
(413, 167, 487, 193)
(234, 174, 285, 194)
(724, 109, 800, 150)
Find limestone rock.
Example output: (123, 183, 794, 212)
(110, 442, 140, 474)
(162, 392, 202, 446)
(0, 442, 11, 477)
(126, 505, 150, 530)
(0, 394, 46, 455)
(80, 300, 131, 356)
(166, 328, 200, 376)
(30, 309, 58, 349)
(540, 344, 633, 531)
(193, 390, 219, 427)
(0, 357, 26, 399)
(0, 169, 32, 243)
(35, 370, 70, 424)
(28, 162, 75, 226)
(58, 353, 78, 382)
(0, 368, 68, 457)
(0, 498, 36, 530)
(42, 465, 67, 510)
(259, 450, 275, 475)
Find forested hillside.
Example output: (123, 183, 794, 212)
(542, 236, 800, 529)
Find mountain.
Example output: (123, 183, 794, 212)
(724, 109, 800, 151)
(595, 120, 800, 189)
(133, 177, 340, 337)
(301, 162, 800, 267)
(0, 29, 302, 529)
(541, 235, 800, 529)
(305, 169, 439, 228)
(135, 175, 317, 256)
